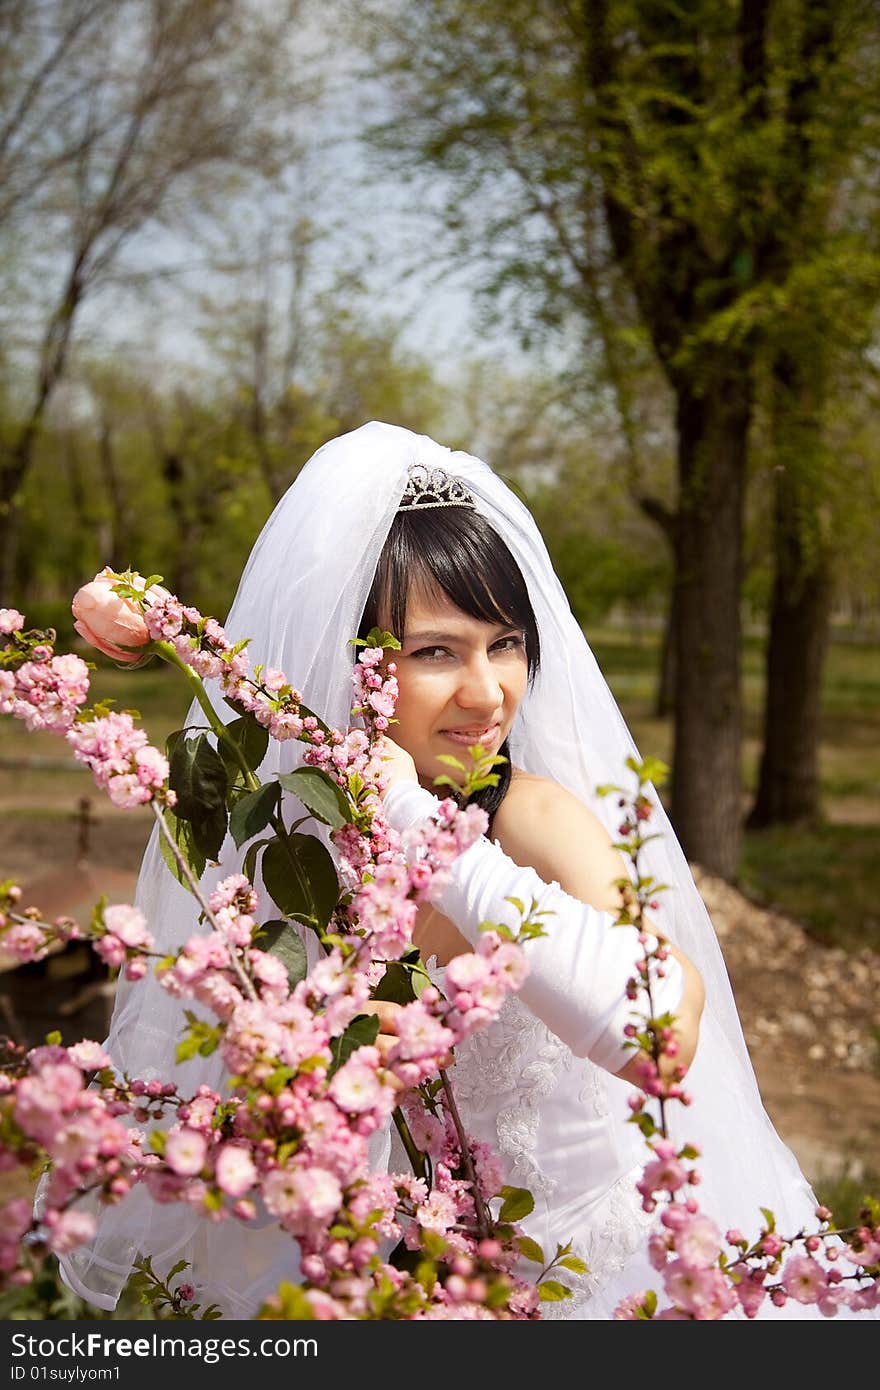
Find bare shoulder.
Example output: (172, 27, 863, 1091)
(497, 768, 597, 825)
(492, 769, 626, 912)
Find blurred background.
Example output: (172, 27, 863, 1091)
(1, 0, 878, 1213)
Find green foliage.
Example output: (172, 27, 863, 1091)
(168, 732, 229, 861)
(328, 1012, 381, 1077)
(219, 714, 270, 785)
(229, 781, 280, 848)
(261, 831, 340, 931)
(516, 1235, 545, 1265)
(537, 1280, 572, 1303)
(739, 823, 880, 953)
(255, 918, 309, 989)
(278, 768, 352, 831)
(158, 807, 207, 888)
(371, 950, 429, 1004)
(498, 1184, 534, 1223)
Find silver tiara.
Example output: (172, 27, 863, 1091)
(398, 463, 476, 511)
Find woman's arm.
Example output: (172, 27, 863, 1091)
(380, 745, 703, 1089)
(492, 777, 705, 1086)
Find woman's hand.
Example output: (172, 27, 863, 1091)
(377, 735, 419, 793)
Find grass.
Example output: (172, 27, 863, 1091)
(1, 628, 878, 953)
(588, 624, 879, 953)
(813, 1164, 880, 1232)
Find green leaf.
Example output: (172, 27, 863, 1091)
(498, 1185, 535, 1222)
(169, 732, 229, 860)
(229, 781, 280, 849)
(516, 1236, 545, 1264)
(434, 753, 467, 772)
(259, 1282, 316, 1320)
(256, 918, 308, 988)
(262, 831, 340, 929)
(371, 958, 420, 1005)
(218, 713, 269, 780)
(297, 702, 332, 738)
(351, 627, 401, 651)
(243, 835, 272, 886)
(760, 1207, 776, 1233)
(158, 807, 206, 888)
(279, 767, 352, 829)
(557, 1255, 589, 1274)
(538, 1280, 573, 1302)
(329, 1013, 380, 1078)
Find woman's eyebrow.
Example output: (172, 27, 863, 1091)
(404, 624, 517, 643)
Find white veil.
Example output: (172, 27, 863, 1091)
(60, 420, 826, 1315)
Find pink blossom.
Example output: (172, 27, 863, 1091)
(663, 1261, 736, 1318)
(736, 1271, 768, 1318)
(674, 1212, 724, 1267)
(262, 1165, 343, 1235)
(613, 1290, 652, 1319)
(1, 921, 49, 963)
(781, 1254, 825, 1304)
(413, 1189, 458, 1235)
(391, 1003, 455, 1064)
(47, 1210, 96, 1255)
(164, 1127, 208, 1177)
(329, 1054, 395, 1116)
(0, 609, 24, 635)
(104, 904, 152, 948)
(215, 1144, 257, 1198)
(67, 1041, 112, 1071)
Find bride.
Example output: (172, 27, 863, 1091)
(59, 420, 876, 1319)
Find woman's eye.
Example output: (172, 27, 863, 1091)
(412, 646, 450, 661)
(494, 634, 524, 653)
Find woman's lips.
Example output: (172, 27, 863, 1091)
(440, 724, 501, 746)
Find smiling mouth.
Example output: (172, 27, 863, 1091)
(440, 724, 501, 744)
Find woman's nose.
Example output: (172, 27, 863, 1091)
(454, 655, 503, 711)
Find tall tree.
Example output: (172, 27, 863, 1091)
(0, 0, 309, 589)
(746, 5, 880, 825)
(356, 0, 880, 874)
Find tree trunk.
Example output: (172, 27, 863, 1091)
(655, 583, 677, 719)
(748, 354, 833, 827)
(671, 364, 750, 878)
(634, 494, 678, 718)
(747, 516, 831, 826)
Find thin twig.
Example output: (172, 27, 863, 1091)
(440, 1066, 490, 1240)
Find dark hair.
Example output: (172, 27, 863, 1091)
(360, 505, 540, 827)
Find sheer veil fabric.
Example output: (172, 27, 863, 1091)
(58, 421, 866, 1318)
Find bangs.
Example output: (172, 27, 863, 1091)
(362, 506, 540, 679)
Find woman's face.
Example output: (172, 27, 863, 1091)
(388, 582, 529, 791)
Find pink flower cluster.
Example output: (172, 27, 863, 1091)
(1, 616, 173, 813)
(0, 652, 90, 733)
(0, 878, 81, 965)
(66, 711, 173, 810)
(92, 904, 154, 981)
(2, 1042, 138, 1275)
(610, 766, 880, 1320)
(351, 647, 399, 732)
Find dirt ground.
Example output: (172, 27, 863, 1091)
(2, 804, 879, 1191)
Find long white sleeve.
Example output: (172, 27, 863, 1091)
(385, 781, 684, 1075)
